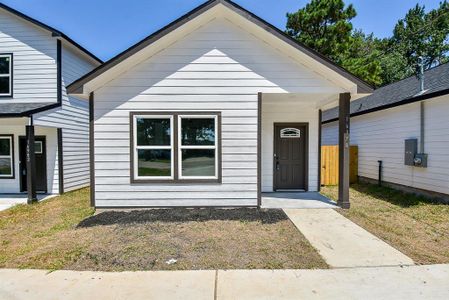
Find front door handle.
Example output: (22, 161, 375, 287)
(275, 154, 280, 171)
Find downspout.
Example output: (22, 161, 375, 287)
(418, 57, 425, 154)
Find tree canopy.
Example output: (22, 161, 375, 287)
(286, 0, 449, 87)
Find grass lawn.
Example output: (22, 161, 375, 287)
(0, 188, 327, 271)
(321, 183, 449, 264)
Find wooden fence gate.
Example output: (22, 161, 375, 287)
(321, 145, 358, 186)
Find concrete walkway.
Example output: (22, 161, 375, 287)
(262, 192, 337, 209)
(0, 194, 56, 211)
(284, 208, 415, 268)
(1, 265, 449, 299)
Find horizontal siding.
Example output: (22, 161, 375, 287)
(0, 9, 57, 103)
(93, 17, 341, 207)
(34, 43, 98, 192)
(321, 95, 449, 195)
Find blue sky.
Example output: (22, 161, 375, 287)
(2, 0, 443, 61)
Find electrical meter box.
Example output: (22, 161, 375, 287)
(404, 139, 417, 166)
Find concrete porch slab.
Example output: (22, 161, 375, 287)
(262, 192, 337, 209)
(284, 208, 415, 268)
(0, 194, 56, 211)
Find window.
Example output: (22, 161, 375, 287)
(133, 115, 174, 180)
(179, 115, 218, 179)
(0, 135, 14, 178)
(280, 128, 301, 138)
(34, 141, 43, 154)
(131, 112, 221, 183)
(0, 54, 12, 97)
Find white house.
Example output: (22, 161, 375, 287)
(0, 3, 101, 202)
(68, 0, 372, 208)
(322, 63, 449, 201)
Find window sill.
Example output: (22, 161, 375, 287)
(130, 178, 221, 184)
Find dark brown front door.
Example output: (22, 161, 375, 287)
(274, 123, 307, 191)
(19, 136, 47, 193)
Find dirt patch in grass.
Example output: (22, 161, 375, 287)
(0, 189, 327, 271)
(321, 183, 449, 264)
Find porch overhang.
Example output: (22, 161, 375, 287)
(0, 102, 60, 118)
(258, 92, 355, 209)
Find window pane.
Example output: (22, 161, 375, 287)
(0, 77, 10, 94)
(0, 138, 10, 156)
(181, 118, 215, 146)
(136, 118, 170, 146)
(0, 158, 11, 176)
(35, 141, 43, 154)
(137, 149, 171, 177)
(181, 149, 215, 177)
(0, 56, 10, 74)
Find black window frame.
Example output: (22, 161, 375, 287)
(0, 53, 13, 98)
(130, 111, 222, 184)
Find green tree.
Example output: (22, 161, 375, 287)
(286, 0, 356, 61)
(285, 0, 382, 86)
(393, 1, 449, 70)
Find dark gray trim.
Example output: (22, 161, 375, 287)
(257, 92, 262, 207)
(89, 92, 95, 207)
(56, 40, 62, 104)
(338, 93, 351, 209)
(0, 3, 102, 64)
(272, 122, 309, 192)
(57, 128, 64, 194)
(0, 102, 61, 118)
(129, 111, 222, 184)
(67, 0, 373, 95)
(0, 53, 13, 98)
(25, 125, 37, 203)
(322, 87, 449, 124)
(0, 134, 15, 179)
(318, 109, 322, 192)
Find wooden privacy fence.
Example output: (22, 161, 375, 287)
(321, 145, 358, 186)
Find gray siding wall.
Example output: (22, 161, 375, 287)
(93, 18, 340, 207)
(322, 95, 449, 195)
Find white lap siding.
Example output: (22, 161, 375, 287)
(34, 43, 98, 192)
(321, 95, 449, 195)
(0, 9, 57, 103)
(93, 18, 340, 207)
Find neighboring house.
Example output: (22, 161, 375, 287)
(0, 3, 102, 201)
(68, 0, 372, 208)
(322, 63, 449, 201)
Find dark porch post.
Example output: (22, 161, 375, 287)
(26, 122, 37, 203)
(338, 92, 351, 208)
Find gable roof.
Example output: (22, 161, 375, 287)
(67, 0, 373, 95)
(0, 2, 102, 64)
(322, 62, 449, 123)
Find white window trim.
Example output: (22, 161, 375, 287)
(0, 136, 13, 177)
(0, 54, 12, 97)
(133, 115, 174, 180)
(35, 141, 43, 154)
(178, 115, 218, 180)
